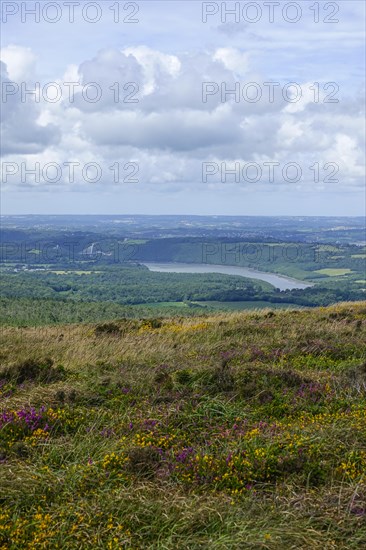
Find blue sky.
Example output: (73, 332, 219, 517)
(1, 0, 365, 215)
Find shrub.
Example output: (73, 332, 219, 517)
(173, 369, 193, 387)
(126, 446, 162, 478)
(140, 318, 162, 330)
(94, 322, 121, 336)
(0, 358, 66, 385)
(212, 367, 235, 393)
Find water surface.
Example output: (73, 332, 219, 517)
(143, 262, 312, 291)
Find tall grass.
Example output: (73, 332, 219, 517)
(0, 302, 365, 548)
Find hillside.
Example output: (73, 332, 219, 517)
(1, 303, 366, 548)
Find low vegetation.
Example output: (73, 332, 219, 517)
(0, 302, 366, 548)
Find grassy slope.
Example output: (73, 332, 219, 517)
(1, 302, 366, 548)
(0, 298, 302, 327)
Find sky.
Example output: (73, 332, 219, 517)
(1, 0, 365, 215)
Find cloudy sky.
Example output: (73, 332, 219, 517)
(1, 0, 365, 215)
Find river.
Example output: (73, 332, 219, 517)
(142, 262, 313, 291)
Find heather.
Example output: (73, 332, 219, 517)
(0, 302, 365, 548)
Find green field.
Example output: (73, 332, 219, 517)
(315, 268, 352, 277)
